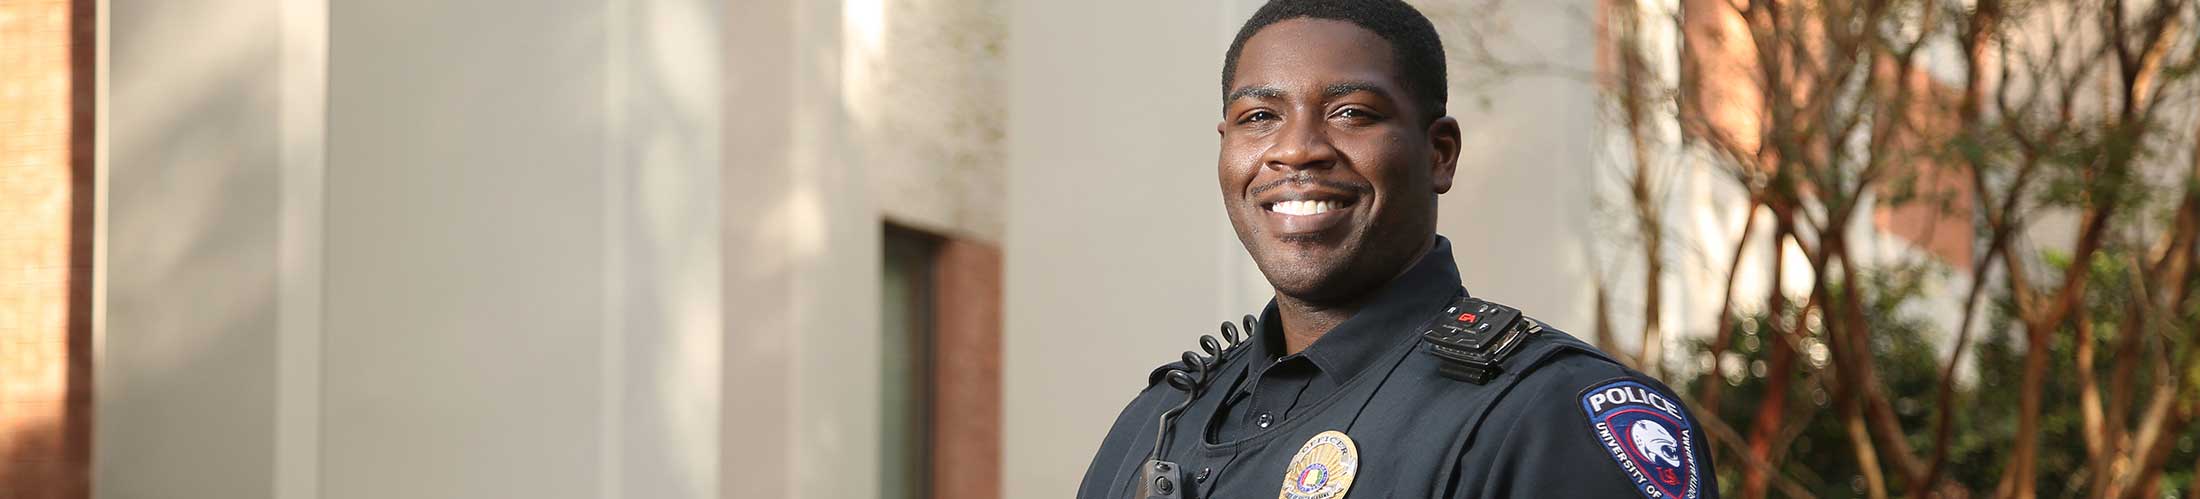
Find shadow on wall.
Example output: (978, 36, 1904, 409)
(97, 0, 313, 495)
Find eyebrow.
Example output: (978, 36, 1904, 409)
(1223, 81, 1392, 103)
(1224, 85, 1284, 102)
(1322, 81, 1389, 100)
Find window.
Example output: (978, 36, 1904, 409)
(878, 223, 1002, 499)
(881, 225, 940, 499)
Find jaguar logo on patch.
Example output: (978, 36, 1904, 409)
(1579, 379, 1700, 499)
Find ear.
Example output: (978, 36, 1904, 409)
(1216, 120, 1227, 137)
(1427, 116, 1461, 194)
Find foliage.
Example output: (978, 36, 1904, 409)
(1571, 0, 2200, 496)
(1682, 250, 2200, 498)
(1683, 267, 1949, 497)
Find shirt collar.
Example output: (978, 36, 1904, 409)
(1239, 235, 1467, 387)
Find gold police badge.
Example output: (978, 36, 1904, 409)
(1279, 430, 1358, 499)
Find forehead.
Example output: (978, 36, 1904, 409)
(1228, 18, 1402, 96)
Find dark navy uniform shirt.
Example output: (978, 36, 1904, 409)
(1078, 236, 1719, 499)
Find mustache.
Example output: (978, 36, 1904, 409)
(1247, 173, 1373, 198)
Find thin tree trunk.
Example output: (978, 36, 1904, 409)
(1742, 219, 1791, 499)
(1836, 249, 1929, 484)
(1917, 2, 2001, 494)
(1814, 229, 1889, 499)
(2012, 317, 2050, 499)
(1690, 396, 1821, 499)
(2110, 384, 2188, 498)
(1595, 283, 1618, 353)
(2077, 315, 2112, 499)
(1699, 200, 1762, 409)
(1848, 407, 1891, 499)
(1919, 231, 2005, 496)
(1616, 0, 1665, 376)
(2008, 201, 2117, 499)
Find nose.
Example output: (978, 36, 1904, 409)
(1262, 115, 1339, 172)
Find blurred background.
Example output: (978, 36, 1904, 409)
(2, 0, 2196, 498)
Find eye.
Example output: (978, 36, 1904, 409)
(1333, 107, 1383, 122)
(1239, 110, 1279, 124)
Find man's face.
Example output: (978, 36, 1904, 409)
(1219, 18, 1460, 304)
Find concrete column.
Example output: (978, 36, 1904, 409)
(723, 0, 881, 498)
(99, 0, 723, 497)
(317, 0, 722, 496)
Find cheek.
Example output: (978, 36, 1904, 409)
(1345, 139, 1426, 211)
(1217, 151, 1262, 197)
(1339, 141, 1402, 176)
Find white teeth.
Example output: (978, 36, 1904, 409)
(1270, 200, 1342, 216)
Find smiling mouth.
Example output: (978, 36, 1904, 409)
(1257, 195, 1360, 238)
(1265, 199, 1354, 216)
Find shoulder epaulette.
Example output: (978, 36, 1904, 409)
(1420, 296, 1545, 384)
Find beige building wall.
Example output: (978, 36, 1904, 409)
(848, 0, 1007, 241)
(720, 0, 892, 498)
(97, 0, 288, 495)
(99, 0, 723, 497)
(320, 0, 724, 497)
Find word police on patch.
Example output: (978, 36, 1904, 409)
(1579, 379, 1702, 499)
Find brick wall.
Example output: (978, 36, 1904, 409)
(0, 0, 92, 497)
(929, 239, 1001, 499)
(1674, 0, 1973, 268)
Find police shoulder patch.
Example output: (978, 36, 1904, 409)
(1578, 378, 1702, 499)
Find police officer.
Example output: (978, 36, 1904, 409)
(1077, 1, 1719, 498)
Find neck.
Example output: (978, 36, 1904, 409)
(1272, 236, 1438, 355)
(1275, 295, 1360, 355)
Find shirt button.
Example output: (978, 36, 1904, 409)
(1255, 412, 1275, 428)
(1195, 467, 1212, 483)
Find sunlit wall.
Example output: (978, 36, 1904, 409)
(0, 0, 90, 496)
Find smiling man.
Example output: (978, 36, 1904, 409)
(1076, 2, 1718, 498)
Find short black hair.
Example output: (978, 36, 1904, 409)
(1221, 0, 1449, 122)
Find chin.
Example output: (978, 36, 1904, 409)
(1254, 253, 1362, 303)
